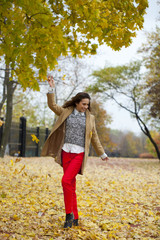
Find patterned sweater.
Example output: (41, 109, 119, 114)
(64, 111, 86, 148)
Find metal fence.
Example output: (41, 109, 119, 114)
(0, 117, 50, 157)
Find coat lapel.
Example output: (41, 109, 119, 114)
(48, 107, 74, 138)
(85, 109, 91, 145)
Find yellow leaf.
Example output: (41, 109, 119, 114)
(1, 192, 6, 198)
(12, 214, 19, 221)
(62, 74, 66, 81)
(19, 164, 25, 173)
(15, 157, 22, 163)
(31, 134, 39, 143)
(78, 211, 83, 216)
(0, 119, 4, 126)
(58, 216, 63, 222)
(26, 232, 36, 237)
(10, 159, 14, 166)
(4, 234, 10, 238)
(13, 169, 18, 174)
(90, 131, 92, 138)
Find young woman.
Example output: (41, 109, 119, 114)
(41, 76, 109, 228)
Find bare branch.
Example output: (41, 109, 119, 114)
(104, 92, 135, 115)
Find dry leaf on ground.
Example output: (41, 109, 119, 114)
(0, 156, 160, 239)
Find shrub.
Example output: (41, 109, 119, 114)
(139, 153, 155, 159)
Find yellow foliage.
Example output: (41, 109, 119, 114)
(0, 0, 148, 90)
(62, 74, 66, 81)
(146, 131, 160, 157)
(0, 119, 4, 126)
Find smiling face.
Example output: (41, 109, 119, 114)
(75, 98, 90, 112)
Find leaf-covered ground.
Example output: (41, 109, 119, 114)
(0, 156, 160, 240)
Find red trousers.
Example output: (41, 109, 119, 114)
(61, 150, 84, 219)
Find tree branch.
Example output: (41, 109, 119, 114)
(104, 92, 135, 115)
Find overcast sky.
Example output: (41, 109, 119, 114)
(87, 0, 159, 134)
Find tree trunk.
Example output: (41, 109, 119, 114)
(147, 131, 160, 160)
(0, 69, 7, 116)
(0, 65, 16, 157)
(136, 114, 160, 161)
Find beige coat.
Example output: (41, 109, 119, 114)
(41, 93, 105, 175)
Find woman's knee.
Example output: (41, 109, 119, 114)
(62, 175, 70, 187)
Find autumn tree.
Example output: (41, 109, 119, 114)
(89, 99, 115, 156)
(108, 129, 147, 157)
(87, 61, 160, 160)
(146, 131, 160, 158)
(139, 27, 160, 121)
(0, 0, 148, 157)
(119, 131, 144, 158)
(0, 0, 148, 89)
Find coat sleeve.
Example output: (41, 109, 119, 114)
(47, 93, 64, 116)
(91, 117, 105, 156)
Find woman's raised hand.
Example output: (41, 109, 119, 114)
(48, 75, 55, 88)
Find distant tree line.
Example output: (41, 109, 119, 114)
(107, 130, 147, 158)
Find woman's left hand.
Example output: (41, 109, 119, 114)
(102, 157, 109, 161)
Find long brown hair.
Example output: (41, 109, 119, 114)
(63, 92, 91, 111)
